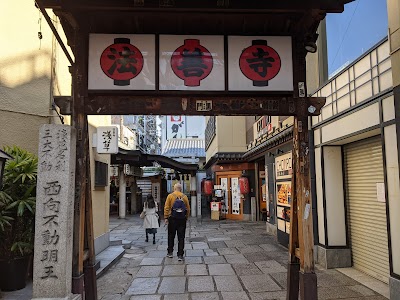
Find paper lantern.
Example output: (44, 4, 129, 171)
(204, 180, 213, 196)
(239, 176, 250, 194)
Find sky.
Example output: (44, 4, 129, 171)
(326, 0, 388, 75)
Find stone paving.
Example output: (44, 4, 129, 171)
(98, 215, 388, 300)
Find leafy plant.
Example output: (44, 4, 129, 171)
(0, 146, 37, 259)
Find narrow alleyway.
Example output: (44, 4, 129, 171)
(98, 215, 388, 300)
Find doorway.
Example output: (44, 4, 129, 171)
(216, 171, 243, 220)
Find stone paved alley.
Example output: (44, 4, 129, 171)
(98, 215, 388, 300)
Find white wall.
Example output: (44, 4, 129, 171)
(323, 146, 346, 246)
(384, 124, 400, 275)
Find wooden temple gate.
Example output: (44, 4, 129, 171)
(37, 1, 352, 299)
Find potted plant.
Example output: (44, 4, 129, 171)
(0, 146, 37, 291)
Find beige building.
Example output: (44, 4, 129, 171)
(312, 1, 400, 297)
(0, 3, 112, 255)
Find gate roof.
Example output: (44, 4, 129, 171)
(41, 0, 353, 50)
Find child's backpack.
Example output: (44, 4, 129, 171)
(171, 195, 187, 219)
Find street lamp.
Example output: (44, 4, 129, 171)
(0, 149, 12, 189)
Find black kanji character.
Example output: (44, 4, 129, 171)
(177, 48, 207, 77)
(107, 47, 138, 76)
(41, 266, 58, 279)
(246, 48, 275, 77)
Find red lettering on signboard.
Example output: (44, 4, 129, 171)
(171, 39, 213, 87)
(239, 39, 281, 87)
(100, 38, 144, 86)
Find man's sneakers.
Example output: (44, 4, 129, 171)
(166, 253, 184, 261)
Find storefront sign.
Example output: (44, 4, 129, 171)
(88, 34, 156, 90)
(264, 164, 269, 203)
(159, 35, 225, 90)
(275, 151, 292, 180)
(110, 166, 119, 177)
(231, 177, 240, 215)
(253, 116, 273, 139)
(96, 126, 119, 154)
(276, 181, 292, 206)
(275, 152, 292, 238)
(220, 178, 228, 214)
(166, 116, 186, 139)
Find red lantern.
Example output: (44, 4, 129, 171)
(204, 180, 213, 196)
(239, 176, 250, 194)
(201, 178, 206, 194)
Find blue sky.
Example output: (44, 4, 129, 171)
(326, 0, 388, 75)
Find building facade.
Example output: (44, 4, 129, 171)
(312, 0, 400, 296)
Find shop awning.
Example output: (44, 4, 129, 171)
(111, 149, 198, 174)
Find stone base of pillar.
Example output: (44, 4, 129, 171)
(390, 276, 400, 299)
(286, 261, 300, 300)
(299, 271, 318, 300)
(71, 274, 84, 296)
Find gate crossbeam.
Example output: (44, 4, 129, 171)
(82, 95, 325, 116)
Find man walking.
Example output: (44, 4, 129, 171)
(164, 183, 190, 261)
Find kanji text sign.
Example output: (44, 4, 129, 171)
(228, 36, 293, 91)
(88, 34, 156, 90)
(159, 35, 225, 90)
(87, 34, 293, 92)
(33, 125, 76, 299)
(97, 126, 119, 154)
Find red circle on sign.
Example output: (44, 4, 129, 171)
(171, 39, 213, 87)
(239, 40, 281, 87)
(100, 38, 144, 86)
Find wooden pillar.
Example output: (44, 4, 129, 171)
(119, 169, 126, 218)
(190, 172, 197, 217)
(131, 177, 138, 214)
(71, 19, 97, 299)
(287, 36, 317, 300)
(71, 26, 87, 297)
(84, 126, 98, 300)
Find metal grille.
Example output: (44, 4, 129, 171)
(344, 136, 389, 283)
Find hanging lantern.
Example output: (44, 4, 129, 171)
(201, 178, 207, 194)
(204, 180, 213, 196)
(239, 176, 250, 194)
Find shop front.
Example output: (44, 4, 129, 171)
(243, 116, 294, 244)
(205, 157, 255, 221)
(275, 151, 293, 247)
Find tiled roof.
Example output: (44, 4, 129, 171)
(162, 138, 205, 158)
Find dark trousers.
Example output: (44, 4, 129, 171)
(167, 217, 187, 256)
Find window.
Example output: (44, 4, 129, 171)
(95, 161, 108, 187)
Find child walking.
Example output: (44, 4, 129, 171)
(141, 195, 160, 244)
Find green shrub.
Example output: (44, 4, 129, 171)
(0, 146, 37, 259)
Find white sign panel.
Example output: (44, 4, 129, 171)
(97, 126, 119, 154)
(228, 36, 293, 91)
(231, 177, 240, 215)
(166, 116, 187, 139)
(376, 182, 386, 203)
(159, 35, 225, 90)
(220, 178, 228, 214)
(275, 151, 293, 180)
(88, 34, 156, 90)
